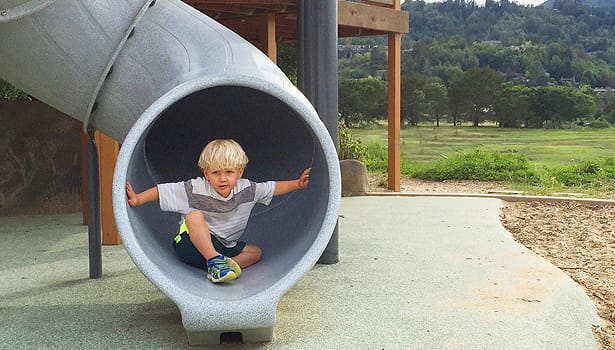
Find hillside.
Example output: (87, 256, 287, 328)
(403, 0, 615, 46)
(376, 0, 615, 87)
(541, 0, 615, 9)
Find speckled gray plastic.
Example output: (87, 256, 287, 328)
(0, 0, 340, 344)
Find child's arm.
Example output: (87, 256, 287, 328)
(126, 182, 159, 207)
(274, 168, 311, 196)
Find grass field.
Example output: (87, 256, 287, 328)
(352, 125, 615, 169)
(350, 124, 615, 196)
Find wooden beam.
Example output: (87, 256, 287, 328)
(219, 17, 260, 41)
(361, 0, 396, 7)
(222, 14, 297, 41)
(201, 4, 260, 16)
(197, 4, 291, 18)
(387, 32, 401, 192)
(95, 131, 121, 245)
(189, 0, 409, 40)
(258, 13, 277, 62)
(338, 0, 408, 34)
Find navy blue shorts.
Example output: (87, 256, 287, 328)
(173, 232, 246, 268)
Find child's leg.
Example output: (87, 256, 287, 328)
(232, 244, 261, 268)
(185, 210, 219, 261)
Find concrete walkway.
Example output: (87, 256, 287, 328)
(0, 196, 601, 349)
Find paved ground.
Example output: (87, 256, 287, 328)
(0, 196, 601, 349)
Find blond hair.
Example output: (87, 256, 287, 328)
(197, 139, 248, 171)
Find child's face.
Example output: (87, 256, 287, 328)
(203, 167, 244, 198)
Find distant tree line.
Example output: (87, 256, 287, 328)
(339, 66, 615, 128)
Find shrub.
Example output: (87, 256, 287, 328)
(602, 157, 615, 177)
(588, 118, 612, 128)
(363, 141, 388, 172)
(413, 148, 539, 182)
(338, 122, 369, 162)
(546, 159, 615, 186)
(0, 80, 29, 101)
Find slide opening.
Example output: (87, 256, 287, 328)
(124, 86, 330, 300)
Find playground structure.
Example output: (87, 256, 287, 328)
(0, 0, 407, 344)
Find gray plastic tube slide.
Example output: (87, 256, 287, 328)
(0, 0, 340, 344)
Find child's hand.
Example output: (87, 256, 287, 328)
(298, 168, 311, 190)
(126, 182, 139, 207)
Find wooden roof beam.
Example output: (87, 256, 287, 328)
(199, 4, 257, 16)
(338, 0, 408, 34)
(360, 0, 397, 7)
(195, 4, 291, 18)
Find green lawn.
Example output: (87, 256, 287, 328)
(352, 125, 615, 170)
(350, 124, 615, 197)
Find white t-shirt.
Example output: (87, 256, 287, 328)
(157, 178, 276, 247)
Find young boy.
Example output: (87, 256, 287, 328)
(126, 139, 310, 283)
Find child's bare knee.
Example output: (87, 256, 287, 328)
(253, 246, 262, 261)
(237, 245, 261, 268)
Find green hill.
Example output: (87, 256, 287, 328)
(343, 1, 615, 88)
(541, 0, 615, 9)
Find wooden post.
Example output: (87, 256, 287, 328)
(386, 0, 401, 192)
(387, 31, 401, 192)
(95, 131, 121, 245)
(259, 13, 277, 62)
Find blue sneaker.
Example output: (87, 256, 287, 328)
(206, 255, 237, 283)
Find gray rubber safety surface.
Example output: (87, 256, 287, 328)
(0, 196, 601, 349)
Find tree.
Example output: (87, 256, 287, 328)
(532, 85, 596, 126)
(572, 85, 597, 123)
(448, 67, 503, 126)
(276, 42, 297, 85)
(401, 72, 428, 126)
(338, 77, 387, 126)
(526, 60, 549, 86)
(533, 85, 573, 126)
(339, 52, 372, 79)
(494, 83, 533, 127)
(595, 91, 615, 124)
(422, 81, 449, 127)
(368, 44, 388, 76)
(431, 64, 464, 85)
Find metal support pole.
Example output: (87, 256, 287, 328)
(297, 0, 339, 264)
(87, 129, 102, 278)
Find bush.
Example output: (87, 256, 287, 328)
(413, 148, 539, 182)
(338, 122, 393, 173)
(338, 122, 369, 162)
(0, 80, 29, 101)
(546, 159, 615, 186)
(363, 141, 388, 172)
(588, 118, 612, 128)
(602, 157, 615, 176)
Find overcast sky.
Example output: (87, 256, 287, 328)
(418, 0, 546, 6)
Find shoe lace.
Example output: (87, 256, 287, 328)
(208, 256, 231, 273)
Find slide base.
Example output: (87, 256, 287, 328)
(186, 327, 274, 345)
